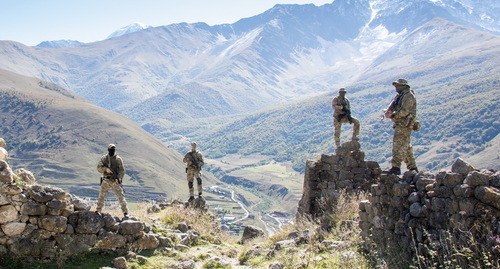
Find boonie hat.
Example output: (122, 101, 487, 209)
(392, 78, 408, 85)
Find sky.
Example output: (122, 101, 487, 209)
(0, 0, 333, 46)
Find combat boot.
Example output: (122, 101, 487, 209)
(384, 167, 401, 175)
(188, 196, 195, 202)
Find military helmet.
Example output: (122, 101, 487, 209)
(392, 78, 408, 86)
(108, 144, 116, 149)
(339, 88, 346, 93)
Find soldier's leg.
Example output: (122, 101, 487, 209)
(405, 144, 417, 170)
(391, 125, 412, 169)
(96, 180, 111, 212)
(187, 169, 195, 197)
(334, 119, 342, 147)
(351, 117, 360, 140)
(196, 172, 202, 196)
(111, 181, 129, 215)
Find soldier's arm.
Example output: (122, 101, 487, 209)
(394, 94, 416, 119)
(182, 153, 189, 164)
(332, 97, 343, 111)
(97, 156, 106, 174)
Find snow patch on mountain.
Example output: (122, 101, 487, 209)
(107, 22, 151, 39)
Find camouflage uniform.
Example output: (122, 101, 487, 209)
(389, 81, 418, 171)
(183, 144, 204, 198)
(96, 145, 128, 215)
(332, 89, 360, 147)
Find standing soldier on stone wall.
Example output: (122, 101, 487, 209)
(183, 142, 204, 202)
(96, 144, 129, 218)
(332, 88, 360, 147)
(384, 79, 419, 175)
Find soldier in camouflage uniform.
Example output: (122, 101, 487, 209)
(96, 144, 129, 217)
(384, 79, 419, 175)
(332, 88, 360, 147)
(183, 142, 204, 202)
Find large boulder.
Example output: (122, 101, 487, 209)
(475, 186, 500, 210)
(131, 234, 159, 250)
(451, 158, 475, 176)
(0, 204, 18, 224)
(13, 168, 36, 185)
(0, 160, 13, 183)
(21, 201, 47, 216)
(241, 225, 264, 243)
(96, 232, 127, 249)
(28, 185, 66, 203)
(118, 220, 145, 235)
(68, 211, 104, 234)
(70, 195, 91, 211)
(1, 222, 26, 236)
(38, 215, 68, 233)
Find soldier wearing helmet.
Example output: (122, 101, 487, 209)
(183, 142, 204, 202)
(384, 79, 419, 175)
(332, 88, 360, 147)
(96, 144, 129, 218)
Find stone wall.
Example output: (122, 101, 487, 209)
(0, 161, 170, 263)
(297, 141, 380, 220)
(359, 158, 499, 258)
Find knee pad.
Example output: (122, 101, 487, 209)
(188, 182, 193, 188)
(196, 177, 202, 185)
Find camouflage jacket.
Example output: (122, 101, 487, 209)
(97, 154, 125, 180)
(332, 96, 351, 116)
(183, 150, 204, 170)
(391, 88, 417, 126)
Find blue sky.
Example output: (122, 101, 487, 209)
(0, 0, 333, 46)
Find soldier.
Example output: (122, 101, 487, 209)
(183, 142, 204, 202)
(332, 88, 360, 147)
(96, 144, 129, 217)
(384, 79, 419, 175)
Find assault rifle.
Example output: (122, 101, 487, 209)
(382, 96, 397, 121)
(189, 152, 200, 170)
(336, 106, 353, 124)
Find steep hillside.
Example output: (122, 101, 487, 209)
(0, 69, 211, 200)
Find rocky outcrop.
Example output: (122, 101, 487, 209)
(359, 158, 499, 259)
(297, 141, 380, 220)
(0, 160, 176, 262)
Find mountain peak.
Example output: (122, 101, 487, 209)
(107, 22, 151, 39)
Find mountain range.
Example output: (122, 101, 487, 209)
(0, 0, 498, 213)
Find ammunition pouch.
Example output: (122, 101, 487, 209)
(413, 121, 421, 132)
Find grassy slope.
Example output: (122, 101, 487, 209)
(0, 69, 218, 201)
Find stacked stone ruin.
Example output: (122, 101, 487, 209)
(297, 140, 381, 219)
(0, 160, 175, 262)
(297, 139, 499, 260)
(359, 158, 499, 258)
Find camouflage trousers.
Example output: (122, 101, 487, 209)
(96, 178, 128, 214)
(391, 124, 417, 170)
(334, 117, 360, 146)
(186, 168, 202, 196)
